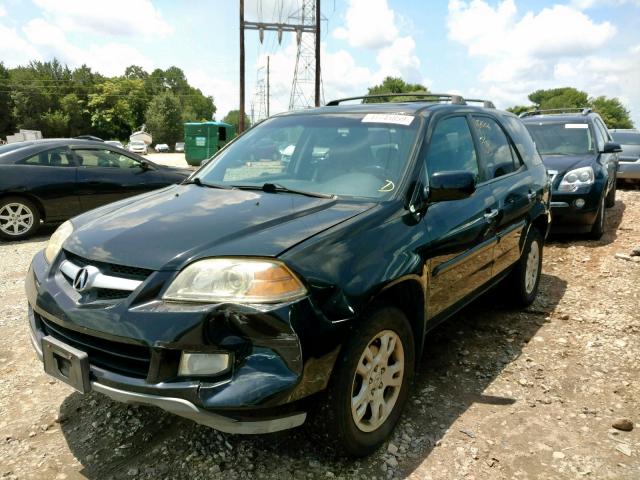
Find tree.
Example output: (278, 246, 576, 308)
(223, 110, 250, 133)
(145, 91, 183, 145)
(507, 105, 533, 116)
(88, 78, 146, 139)
(590, 96, 633, 129)
(366, 76, 429, 102)
(528, 87, 589, 110)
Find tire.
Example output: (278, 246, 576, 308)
(589, 195, 606, 240)
(605, 177, 616, 208)
(308, 305, 415, 457)
(508, 227, 543, 307)
(0, 196, 41, 240)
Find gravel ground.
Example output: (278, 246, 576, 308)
(0, 188, 638, 480)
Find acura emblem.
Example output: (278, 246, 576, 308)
(73, 266, 99, 292)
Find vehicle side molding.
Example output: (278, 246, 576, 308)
(602, 142, 622, 154)
(428, 171, 476, 202)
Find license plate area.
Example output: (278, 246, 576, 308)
(42, 335, 91, 394)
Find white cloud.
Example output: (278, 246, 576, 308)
(0, 23, 42, 66)
(447, 0, 640, 126)
(21, 18, 152, 76)
(375, 36, 421, 83)
(572, 0, 640, 9)
(0, 5, 6, 17)
(32, 0, 173, 38)
(333, 0, 398, 49)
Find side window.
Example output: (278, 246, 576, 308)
(424, 116, 479, 180)
(22, 147, 75, 167)
(75, 149, 141, 169)
(595, 119, 611, 144)
(501, 115, 543, 166)
(471, 116, 519, 180)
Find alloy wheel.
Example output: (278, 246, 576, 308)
(0, 202, 34, 236)
(525, 239, 540, 294)
(351, 330, 404, 433)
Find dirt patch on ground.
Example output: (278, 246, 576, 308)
(0, 189, 638, 479)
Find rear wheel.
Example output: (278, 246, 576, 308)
(589, 195, 606, 240)
(507, 227, 543, 307)
(0, 197, 41, 240)
(605, 177, 616, 208)
(309, 305, 415, 457)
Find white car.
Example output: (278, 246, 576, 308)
(128, 141, 148, 155)
(155, 143, 170, 153)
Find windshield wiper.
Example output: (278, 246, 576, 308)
(235, 182, 334, 199)
(183, 177, 234, 189)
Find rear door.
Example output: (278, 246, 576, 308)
(72, 147, 168, 210)
(470, 115, 533, 276)
(423, 115, 497, 318)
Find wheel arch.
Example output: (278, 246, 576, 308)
(0, 192, 47, 221)
(371, 276, 426, 362)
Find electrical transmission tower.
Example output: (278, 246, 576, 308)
(289, 0, 322, 110)
(239, 0, 321, 133)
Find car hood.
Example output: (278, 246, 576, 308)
(64, 185, 375, 271)
(540, 154, 597, 174)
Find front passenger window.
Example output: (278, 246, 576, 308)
(425, 117, 479, 180)
(472, 116, 518, 179)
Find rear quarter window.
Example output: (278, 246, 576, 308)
(501, 115, 543, 166)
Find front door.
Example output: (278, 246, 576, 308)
(72, 148, 164, 210)
(422, 115, 497, 318)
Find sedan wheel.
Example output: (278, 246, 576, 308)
(0, 198, 41, 240)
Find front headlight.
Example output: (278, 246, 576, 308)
(163, 258, 307, 304)
(558, 166, 594, 192)
(44, 220, 73, 263)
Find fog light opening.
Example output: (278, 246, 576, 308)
(574, 198, 585, 209)
(178, 352, 230, 376)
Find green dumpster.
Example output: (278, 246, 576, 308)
(184, 121, 235, 166)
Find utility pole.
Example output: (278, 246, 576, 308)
(315, 0, 320, 107)
(267, 55, 270, 117)
(239, 0, 245, 133)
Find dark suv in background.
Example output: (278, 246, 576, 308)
(521, 108, 621, 239)
(27, 93, 550, 456)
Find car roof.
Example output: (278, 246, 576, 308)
(520, 113, 597, 123)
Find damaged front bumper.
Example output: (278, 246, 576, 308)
(26, 250, 342, 434)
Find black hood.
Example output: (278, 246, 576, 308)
(540, 154, 597, 174)
(64, 185, 374, 270)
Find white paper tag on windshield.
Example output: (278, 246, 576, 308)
(565, 123, 588, 129)
(362, 114, 415, 126)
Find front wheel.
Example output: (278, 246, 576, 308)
(589, 195, 606, 240)
(605, 177, 616, 208)
(310, 306, 415, 457)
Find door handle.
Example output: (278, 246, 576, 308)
(484, 209, 499, 220)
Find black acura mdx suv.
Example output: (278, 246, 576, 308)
(521, 108, 620, 239)
(27, 94, 550, 456)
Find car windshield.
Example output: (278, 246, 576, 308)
(132, 141, 145, 146)
(525, 122, 595, 155)
(611, 132, 640, 145)
(196, 113, 421, 199)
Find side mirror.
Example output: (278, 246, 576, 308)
(140, 160, 151, 170)
(429, 171, 476, 202)
(602, 141, 622, 154)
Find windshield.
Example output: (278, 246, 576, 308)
(524, 122, 595, 155)
(131, 141, 145, 146)
(196, 113, 421, 199)
(611, 132, 640, 145)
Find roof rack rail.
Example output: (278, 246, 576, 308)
(519, 107, 592, 118)
(465, 98, 495, 109)
(325, 93, 467, 106)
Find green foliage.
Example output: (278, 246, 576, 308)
(509, 87, 634, 128)
(145, 91, 183, 146)
(1, 59, 216, 141)
(222, 110, 251, 133)
(365, 76, 429, 102)
(590, 96, 634, 129)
